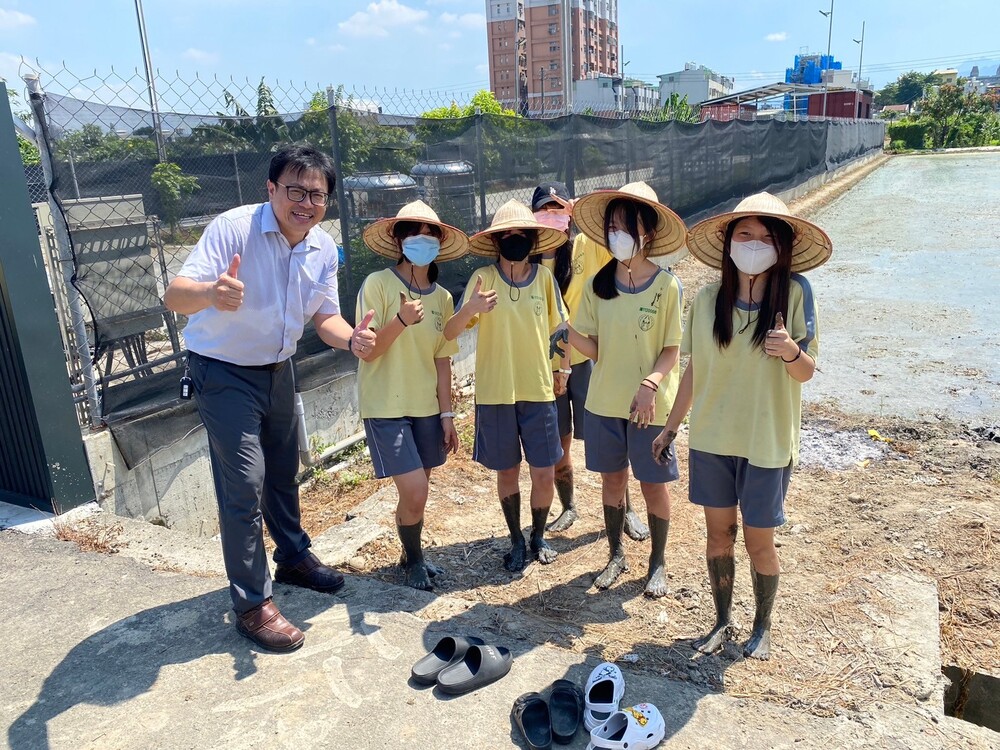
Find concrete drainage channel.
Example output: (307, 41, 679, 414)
(943, 666, 1000, 732)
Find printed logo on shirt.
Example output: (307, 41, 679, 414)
(531, 294, 544, 317)
(572, 254, 584, 275)
(638, 313, 654, 332)
(431, 309, 443, 331)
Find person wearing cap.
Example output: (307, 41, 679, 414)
(653, 192, 828, 660)
(530, 182, 653, 541)
(443, 199, 569, 573)
(357, 201, 470, 591)
(560, 181, 687, 599)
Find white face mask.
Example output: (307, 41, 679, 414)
(729, 240, 778, 276)
(609, 230, 644, 263)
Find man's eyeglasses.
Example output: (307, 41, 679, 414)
(275, 182, 331, 207)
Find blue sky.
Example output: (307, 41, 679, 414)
(2, 0, 999, 111)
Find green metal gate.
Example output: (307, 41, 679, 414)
(0, 82, 93, 513)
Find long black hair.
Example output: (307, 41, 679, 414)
(393, 220, 442, 284)
(530, 237, 573, 296)
(592, 198, 658, 300)
(712, 216, 794, 350)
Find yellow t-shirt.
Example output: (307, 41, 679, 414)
(356, 267, 458, 419)
(681, 274, 820, 468)
(541, 234, 612, 367)
(459, 263, 566, 405)
(574, 268, 684, 424)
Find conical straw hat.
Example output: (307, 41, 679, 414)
(686, 192, 832, 273)
(469, 199, 569, 257)
(572, 181, 688, 262)
(362, 200, 470, 262)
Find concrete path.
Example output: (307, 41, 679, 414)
(2, 527, 997, 750)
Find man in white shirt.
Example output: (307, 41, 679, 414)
(165, 144, 376, 652)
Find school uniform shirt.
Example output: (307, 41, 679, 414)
(179, 203, 340, 366)
(457, 263, 566, 405)
(681, 274, 820, 468)
(356, 267, 458, 419)
(574, 268, 683, 425)
(542, 233, 612, 367)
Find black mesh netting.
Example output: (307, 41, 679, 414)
(39, 91, 883, 466)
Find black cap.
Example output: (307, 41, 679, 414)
(531, 181, 571, 211)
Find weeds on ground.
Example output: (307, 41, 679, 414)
(53, 518, 123, 554)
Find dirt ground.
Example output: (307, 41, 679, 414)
(295, 155, 1000, 717)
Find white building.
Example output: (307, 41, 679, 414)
(574, 74, 658, 114)
(658, 63, 734, 106)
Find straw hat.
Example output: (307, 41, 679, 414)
(572, 181, 688, 262)
(469, 199, 569, 257)
(686, 192, 833, 273)
(362, 200, 470, 262)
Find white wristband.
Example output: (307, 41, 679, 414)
(439, 411, 456, 419)
(557, 368, 572, 375)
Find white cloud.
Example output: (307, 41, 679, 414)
(338, 0, 428, 38)
(306, 37, 317, 46)
(0, 9, 36, 30)
(439, 11, 485, 28)
(182, 48, 220, 64)
(765, 32, 788, 42)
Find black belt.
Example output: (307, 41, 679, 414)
(191, 352, 288, 372)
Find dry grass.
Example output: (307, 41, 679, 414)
(53, 518, 124, 555)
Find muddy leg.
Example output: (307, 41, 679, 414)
(693, 555, 735, 653)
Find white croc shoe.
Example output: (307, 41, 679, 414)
(583, 662, 626, 732)
(586, 703, 666, 750)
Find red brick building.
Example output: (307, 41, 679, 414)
(486, 0, 619, 116)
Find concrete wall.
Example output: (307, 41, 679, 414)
(84, 328, 478, 537)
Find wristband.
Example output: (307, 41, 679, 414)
(557, 368, 572, 375)
(641, 378, 659, 391)
(781, 346, 802, 364)
(396, 312, 409, 327)
(640, 381, 658, 392)
(439, 411, 456, 419)
(348, 337, 355, 353)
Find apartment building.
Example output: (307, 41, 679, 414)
(486, 0, 619, 116)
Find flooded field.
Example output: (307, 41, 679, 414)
(806, 151, 1000, 424)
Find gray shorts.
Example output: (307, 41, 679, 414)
(556, 360, 593, 439)
(363, 416, 446, 479)
(474, 401, 563, 471)
(688, 449, 792, 528)
(584, 411, 680, 483)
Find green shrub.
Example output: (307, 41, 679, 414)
(887, 122, 928, 150)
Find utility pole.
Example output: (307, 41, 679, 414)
(134, 0, 166, 160)
(819, 0, 834, 119)
(854, 21, 866, 84)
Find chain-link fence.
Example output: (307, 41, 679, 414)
(21, 60, 884, 463)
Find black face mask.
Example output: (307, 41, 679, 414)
(497, 233, 533, 262)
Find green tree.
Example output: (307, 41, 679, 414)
(151, 161, 200, 233)
(54, 123, 158, 162)
(875, 71, 940, 108)
(7, 88, 40, 166)
(640, 93, 699, 123)
(920, 84, 966, 147)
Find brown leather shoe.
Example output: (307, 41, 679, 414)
(275, 552, 345, 593)
(235, 600, 304, 652)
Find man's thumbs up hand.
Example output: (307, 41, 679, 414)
(351, 309, 378, 360)
(212, 253, 244, 311)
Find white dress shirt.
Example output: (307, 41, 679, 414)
(178, 203, 340, 365)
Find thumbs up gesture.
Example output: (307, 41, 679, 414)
(397, 291, 424, 326)
(466, 275, 498, 315)
(351, 308, 378, 361)
(212, 254, 244, 311)
(765, 311, 797, 360)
